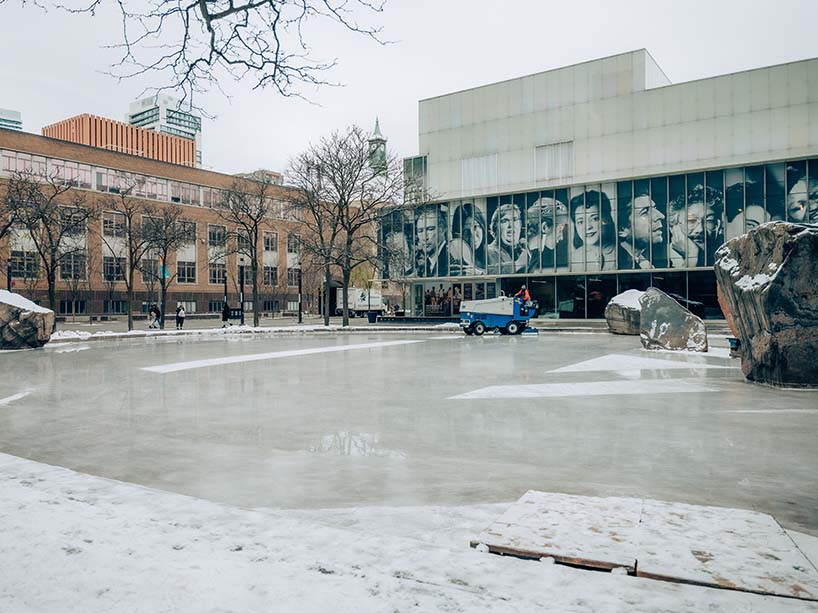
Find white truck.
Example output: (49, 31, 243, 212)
(335, 287, 386, 317)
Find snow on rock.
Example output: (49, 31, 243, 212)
(605, 290, 645, 335)
(0, 290, 55, 350)
(1, 453, 812, 612)
(714, 222, 818, 387)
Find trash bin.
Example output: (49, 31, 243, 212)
(366, 311, 378, 324)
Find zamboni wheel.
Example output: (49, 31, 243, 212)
(472, 321, 486, 336)
(505, 321, 521, 335)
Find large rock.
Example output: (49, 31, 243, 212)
(0, 290, 54, 349)
(605, 289, 644, 335)
(714, 222, 818, 387)
(639, 288, 708, 352)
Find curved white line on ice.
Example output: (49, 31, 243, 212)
(141, 340, 423, 374)
(0, 389, 33, 406)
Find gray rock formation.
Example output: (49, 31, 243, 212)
(0, 290, 54, 350)
(714, 222, 818, 387)
(639, 288, 708, 352)
(605, 289, 644, 335)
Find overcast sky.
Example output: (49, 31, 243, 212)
(2, 0, 818, 176)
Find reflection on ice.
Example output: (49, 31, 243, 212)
(309, 431, 407, 459)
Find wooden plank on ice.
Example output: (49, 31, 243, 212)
(636, 499, 818, 601)
(470, 490, 640, 571)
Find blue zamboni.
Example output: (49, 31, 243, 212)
(459, 296, 537, 336)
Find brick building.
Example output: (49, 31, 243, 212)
(0, 127, 310, 319)
(43, 114, 197, 167)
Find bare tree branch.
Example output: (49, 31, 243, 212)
(14, 0, 388, 106)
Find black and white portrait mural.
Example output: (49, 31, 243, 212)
(449, 199, 487, 276)
(380, 159, 818, 286)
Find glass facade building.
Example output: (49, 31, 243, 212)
(384, 50, 818, 318)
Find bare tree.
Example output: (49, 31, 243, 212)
(16, 0, 386, 104)
(216, 179, 276, 327)
(142, 203, 193, 329)
(4, 171, 98, 328)
(286, 125, 403, 326)
(285, 153, 338, 326)
(98, 181, 156, 330)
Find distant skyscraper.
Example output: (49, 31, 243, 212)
(0, 108, 22, 131)
(127, 95, 202, 167)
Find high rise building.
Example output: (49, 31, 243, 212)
(0, 108, 22, 131)
(42, 114, 197, 167)
(127, 95, 203, 167)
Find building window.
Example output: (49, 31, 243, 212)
(240, 265, 253, 286)
(103, 300, 128, 314)
(287, 300, 299, 311)
(209, 262, 226, 284)
(287, 267, 300, 287)
(9, 250, 38, 278)
(59, 299, 86, 315)
(208, 224, 226, 248)
(177, 261, 196, 283)
(103, 211, 126, 238)
(103, 256, 125, 282)
(60, 252, 86, 281)
(178, 220, 197, 243)
(263, 265, 277, 286)
(140, 258, 159, 284)
(237, 229, 252, 253)
(263, 299, 279, 313)
(263, 231, 278, 252)
(208, 300, 224, 313)
(287, 234, 300, 254)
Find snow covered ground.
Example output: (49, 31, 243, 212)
(2, 453, 817, 612)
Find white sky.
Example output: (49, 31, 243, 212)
(2, 0, 818, 175)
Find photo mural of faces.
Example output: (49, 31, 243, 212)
(383, 159, 818, 279)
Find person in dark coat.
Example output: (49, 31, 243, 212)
(221, 303, 231, 328)
(175, 303, 186, 330)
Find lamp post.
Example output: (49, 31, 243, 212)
(239, 264, 245, 326)
(6, 262, 11, 292)
(297, 268, 303, 324)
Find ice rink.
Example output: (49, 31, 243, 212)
(1, 331, 816, 532)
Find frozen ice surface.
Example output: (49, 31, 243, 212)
(0, 332, 817, 536)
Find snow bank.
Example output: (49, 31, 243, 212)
(0, 290, 52, 314)
(0, 452, 811, 612)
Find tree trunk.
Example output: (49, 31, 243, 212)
(323, 266, 332, 327)
(126, 270, 135, 331)
(252, 263, 260, 328)
(159, 281, 167, 330)
(47, 269, 57, 332)
(341, 268, 350, 328)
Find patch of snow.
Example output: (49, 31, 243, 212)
(0, 290, 52, 314)
(735, 273, 774, 291)
(0, 453, 814, 612)
(717, 256, 740, 273)
(609, 289, 644, 310)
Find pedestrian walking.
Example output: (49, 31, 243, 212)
(148, 305, 160, 329)
(175, 303, 186, 330)
(221, 303, 231, 328)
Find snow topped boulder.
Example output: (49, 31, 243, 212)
(0, 290, 54, 350)
(639, 288, 707, 352)
(714, 222, 818, 387)
(604, 289, 644, 335)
